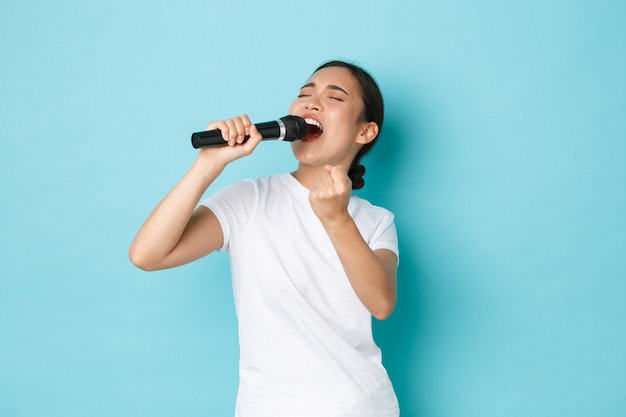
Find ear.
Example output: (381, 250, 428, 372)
(356, 121, 379, 145)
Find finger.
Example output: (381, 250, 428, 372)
(241, 123, 263, 152)
(232, 116, 249, 144)
(329, 165, 351, 190)
(240, 113, 252, 135)
(315, 168, 332, 189)
(204, 120, 228, 143)
(205, 119, 224, 131)
(222, 118, 238, 146)
(247, 122, 262, 142)
(329, 165, 347, 180)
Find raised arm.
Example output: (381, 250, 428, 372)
(308, 165, 397, 320)
(129, 115, 262, 271)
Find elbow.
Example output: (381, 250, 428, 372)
(128, 247, 159, 271)
(373, 309, 393, 321)
(372, 298, 396, 321)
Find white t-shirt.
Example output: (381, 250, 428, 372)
(202, 173, 399, 417)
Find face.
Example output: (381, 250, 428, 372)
(289, 66, 376, 169)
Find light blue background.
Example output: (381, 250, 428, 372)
(1, 1, 625, 416)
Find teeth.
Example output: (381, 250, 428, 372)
(304, 118, 323, 131)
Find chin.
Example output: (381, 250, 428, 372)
(291, 144, 321, 166)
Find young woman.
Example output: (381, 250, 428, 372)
(129, 60, 400, 417)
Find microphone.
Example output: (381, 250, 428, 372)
(191, 115, 308, 148)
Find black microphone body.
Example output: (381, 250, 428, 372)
(191, 115, 308, 148)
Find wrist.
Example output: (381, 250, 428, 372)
(320, 211, 354, 235)
(190, 155, 226, 185)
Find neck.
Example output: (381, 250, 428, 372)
(290, 146, 361, 190)
(290, 164, 326, 190)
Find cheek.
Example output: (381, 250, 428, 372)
(330, 109, 360, 130)
(288, 100, 300, 114)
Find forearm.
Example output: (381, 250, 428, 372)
(128, 158, 224, 270)
(323, 214, 397, 320)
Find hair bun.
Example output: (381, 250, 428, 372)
(348, 163, 366, 190)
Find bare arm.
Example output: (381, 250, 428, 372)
(309, 165, 397, 320)
(129, 115, 262, 271)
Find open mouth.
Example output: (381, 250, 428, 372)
(301, 118, 323, 142)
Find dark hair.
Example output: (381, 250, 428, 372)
(313, 60, 384, 189)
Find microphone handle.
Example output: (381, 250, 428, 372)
(191, 120, 282, 148)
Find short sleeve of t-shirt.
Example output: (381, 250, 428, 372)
(349, 197, 399, 262)
(202, 177, 399, 263)
(201, 179, 258, 252)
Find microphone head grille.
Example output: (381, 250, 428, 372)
(280, 115, 308, 142)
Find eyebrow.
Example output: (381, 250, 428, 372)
(300, 82, 350, 96)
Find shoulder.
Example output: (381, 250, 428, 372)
(207, 174, 280, 197)
(348, 195, 395, 223)
(348, 196, 396, 239)
(349, 196, 398, 252)
(202, 174, 293, 208)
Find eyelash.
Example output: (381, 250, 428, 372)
(297, 94, 343, 102)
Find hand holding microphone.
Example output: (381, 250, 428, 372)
(192, 115, 308, 148)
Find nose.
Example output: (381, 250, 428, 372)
(304, 95, 321, 111)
